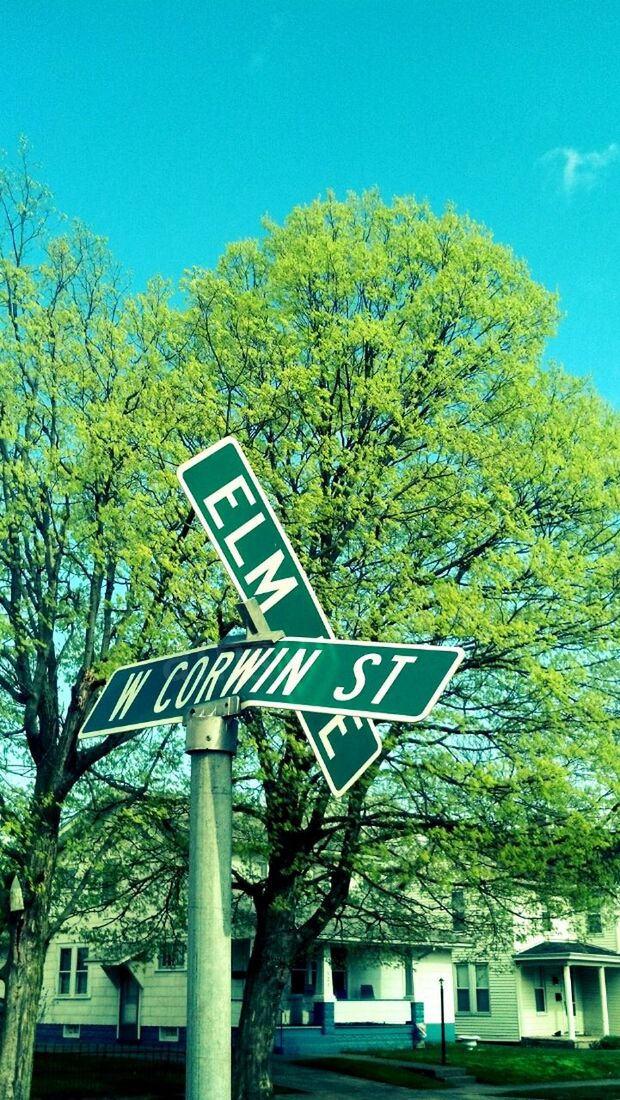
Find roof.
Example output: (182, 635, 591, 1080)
(515, 940, 620, 965)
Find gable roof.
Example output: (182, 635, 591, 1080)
(515, 940, 620, 965)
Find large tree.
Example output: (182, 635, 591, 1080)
(0, 145, 206, 1100)
(171, 192, 620, 1099)
(0, 154, 618, 1100)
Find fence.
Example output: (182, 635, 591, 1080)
(35, 1041, 185, 1063)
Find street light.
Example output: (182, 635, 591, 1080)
(439, 977, 446, 1065)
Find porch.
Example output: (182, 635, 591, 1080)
(516, 940, 620, 1042)
(280, 942, 437, 1028)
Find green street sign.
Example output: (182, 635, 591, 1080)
(177, 436, 385, 796)
(79, 636, 464, 739)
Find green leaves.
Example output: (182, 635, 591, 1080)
(178, 189, 620, 936)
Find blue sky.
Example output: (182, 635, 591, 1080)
(2, 0, 619, 407)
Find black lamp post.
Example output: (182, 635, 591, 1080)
(439, 977, 447, 1064)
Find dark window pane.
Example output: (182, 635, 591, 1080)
(457, 989, 471, 1012)
(231, 938, 250, 978)
(452, 890, 465, 931)
(476, 987, 490, 1012)
(158, 942, 186, 969)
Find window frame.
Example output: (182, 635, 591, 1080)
(587, 911, 603, 935)
(534, 968, 546, 1014)
(474, 962, 490, 1013)
(454, 961, 491, 1016)
(157, 943, 187, 971)
(455, 962, 471, 1012)
(159, 1026, 180, 1043)
(57, 946, 89, 998)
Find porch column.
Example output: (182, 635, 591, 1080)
(315, 944, 335, 1001)
(599, 967, 610, 1037)
(563, 964, 575, 1041)
(313, 945, 335, 1033)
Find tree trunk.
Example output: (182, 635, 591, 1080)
(0, 815, 59, 1100)
(233, 907, 296, 1100)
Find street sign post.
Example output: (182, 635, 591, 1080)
(80, 635, 463, 738)
(79, 436, 466, 1100)
(177, 436, 384, 797)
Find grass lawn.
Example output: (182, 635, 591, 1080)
(370, 1043, 620, 1085)
(30, 1052, 300, 1099)
(294, 1057, 446, 1090)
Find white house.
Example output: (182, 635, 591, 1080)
(454, 907, 620, 1045)
(35, 934, 458, 1055)
(34, 895, 620, 1054)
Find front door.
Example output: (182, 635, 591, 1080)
(570, 971, 585, 1035)
(118, 969, 141, 1042)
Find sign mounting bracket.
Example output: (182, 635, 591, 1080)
(235, 597, 285, 645)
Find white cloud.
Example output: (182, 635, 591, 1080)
(540, 142, 619, 195)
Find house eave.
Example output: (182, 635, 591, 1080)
(515, 951, 620, 967)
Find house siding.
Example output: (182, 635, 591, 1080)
(36, 936, 455, 1053)
(140, 967, 187, 1029)
(40, 943, 119, 1030)
(454, 959, 520, 1042)
(604, 970, 620, 1033)
(38, 914, 620, 1051)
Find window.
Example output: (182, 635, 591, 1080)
(455, 963, 470, 1012)
(157, 943, 186, 970)
(534, 969, 546, 1013)
(452, 890, 466, 931)
(231, 938, 251, 980)
(587, 911, 603, 934)
(57, 947, 88, 997)
(455, 962, 491, 1014)
(290, 951, 317, 995)
(541, 910, 552, 932)
(159, 1026, 179, 1043)
(62, 1024, 80, 1039)
(475, 964, 490, 1012)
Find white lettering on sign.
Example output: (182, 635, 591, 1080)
(224, 512, 266, 567)
(244, 550, 298, 614)
(251, 647, 290, 692)
(317, 713, 364, 761)
(109, 669, 153, 721)
(371, 654, 419, 705)
(174, 656, 211, 709)
(203, 475, 256, 529)
(221, 646, 272, 696)
(333, 652, 382, 703)
(154, 661, 190, 714)
(193, 650, 237, 704)
(265, 647, 322, 697)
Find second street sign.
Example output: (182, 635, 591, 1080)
(80, 636, 463, 739)
(177, 436, 384, 795)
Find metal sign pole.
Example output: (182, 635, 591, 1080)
(185, 697, 240, 1100)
